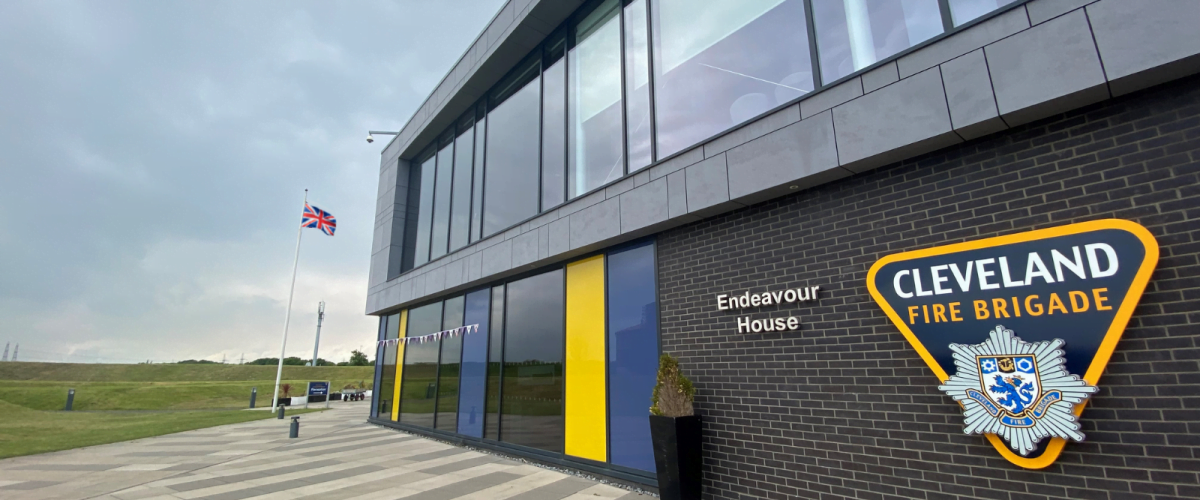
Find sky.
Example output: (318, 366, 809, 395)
(0, 0, 505, 364)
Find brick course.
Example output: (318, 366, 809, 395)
(657, 75, 1200, 500)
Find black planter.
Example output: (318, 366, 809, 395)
(649, 414, 702, 500)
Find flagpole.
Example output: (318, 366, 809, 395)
(272, 189, 307, 411)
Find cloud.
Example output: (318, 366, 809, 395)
(0, 0, 506, 364)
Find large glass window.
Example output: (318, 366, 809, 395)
(813, 0, 943, 84)
(484, 57, 542, 237)
(371, 316, 388, 419)
(413, 153, 436, 268)
(607, 241, 659, 471)
(430, 135, 454, 260)
(569, 0, 625, 198)
(458, 289, 491, 438)
(450, 116, 474, 252)
(542, 36, 567, 210)
(485, 285, 505, 440)
(948, 0, 1019, 26)
(436, 297, 464, 431)
(400, 302, 442, 427)
(501, 269, 565, 452)
(624, 0, 653, 171)
(651, 0, 814, 158)
(376, 313, 401, 418)
(471, 103, 486, 243)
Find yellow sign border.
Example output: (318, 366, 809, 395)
(866, 219, 1159, 469)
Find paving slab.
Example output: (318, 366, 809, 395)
(0, 402, 653, 500)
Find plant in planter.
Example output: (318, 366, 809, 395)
(649, 353, 702, 500)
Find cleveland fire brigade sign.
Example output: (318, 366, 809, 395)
(867, 220, 1158, 469)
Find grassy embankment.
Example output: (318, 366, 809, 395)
(0, 362, 373, 459)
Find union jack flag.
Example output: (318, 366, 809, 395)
(302, 203, 336, 236)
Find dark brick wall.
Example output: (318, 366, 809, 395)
(656, 75, 1200, 500)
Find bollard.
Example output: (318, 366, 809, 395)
(277, 405, 285, 419)
(289, 416, 300, 438)
(249, 387, 257, 409)
(65, 388, 75, 411)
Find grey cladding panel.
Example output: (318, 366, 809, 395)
(619, 178, 669, 233)
(985, 10, 1108, 125)
(799, 77, 862, 119)
(1087, 0, 1200, 96)
(726, 111, 841, 205)
(684, 154, 733, 213)
(940, 49, 1006, 140)
(569, 198, 620, 250)
(834, 69, 960, 173)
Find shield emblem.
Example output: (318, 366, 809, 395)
(978, 355, 1041, 416)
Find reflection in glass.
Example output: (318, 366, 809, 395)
(485, 59, 541, 237)
(607, 242, 659, 471)
(430, 139, 454, 260)
(569, 0, 624, 198)
(376, 313, 401, 419)
(501, 270, 565, 452)
(413, 154, 436, 267)
(813, 0, 943, 84)
(449, 120, 474, 252)
(400, 302, 443, 427)
(651, 0, 814, 158)
(484, 285, 505, 440)
(471, 104, 486, 243)
(372, 316, 388, 419)
(542, 55, 567, 209)
(436, 297, 464, 431)
(458, 290, 491, 438)
(948, 0, 1018, 26)
(625, 0, 653, 171)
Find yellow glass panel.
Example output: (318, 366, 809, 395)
(391, 309, 408, 422)
(565, 255, 607, 461)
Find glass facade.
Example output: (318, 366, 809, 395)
(607, 241, 659, 471)
(624, 0, 653, 172)
(542, 38, 567, 210)
(394, 0, 1016, 274)
(485, 285, 505, 440)
(436, 296, 464, 431)
(484, 57, 542, 237)
(502, 269, 565, 453)
(813, 0, 943, 84)
(375, 241, 660, 472)
(449, 116, 474, 252)
(651, 0, 814, 158)
(376, 313, 401, 418)
(412, 154, 436, 268)
(458, 289, 491, 437)
(430, 137, 454, 260)
(569, 0, 624, 197)
(399, 302, 442, 427)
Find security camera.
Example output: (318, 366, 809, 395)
(366, 134, 374, 144)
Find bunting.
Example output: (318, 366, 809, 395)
(376, 324, 481, 347)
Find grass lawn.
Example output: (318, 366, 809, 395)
(0, 401, 321, 459)
(1, 380, 365, 411)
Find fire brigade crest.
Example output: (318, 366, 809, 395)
(938, 325, 1099, 456)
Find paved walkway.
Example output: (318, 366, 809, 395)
(0, 403, 652, 500)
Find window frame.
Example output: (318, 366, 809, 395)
(393, 0, 1030, 279)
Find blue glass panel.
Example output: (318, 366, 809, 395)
(607, 241, 658, 472)
(457, 289, 491, 437)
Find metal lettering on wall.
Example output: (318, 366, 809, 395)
(867, 220, 1159, 470)
(716, 286, 820, 333)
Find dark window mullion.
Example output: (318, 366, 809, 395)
(803, 0, 824, 92)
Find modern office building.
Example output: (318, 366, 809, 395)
(367, 0, 1200, 497)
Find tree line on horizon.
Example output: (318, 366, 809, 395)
(175, 349, 371, 366)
